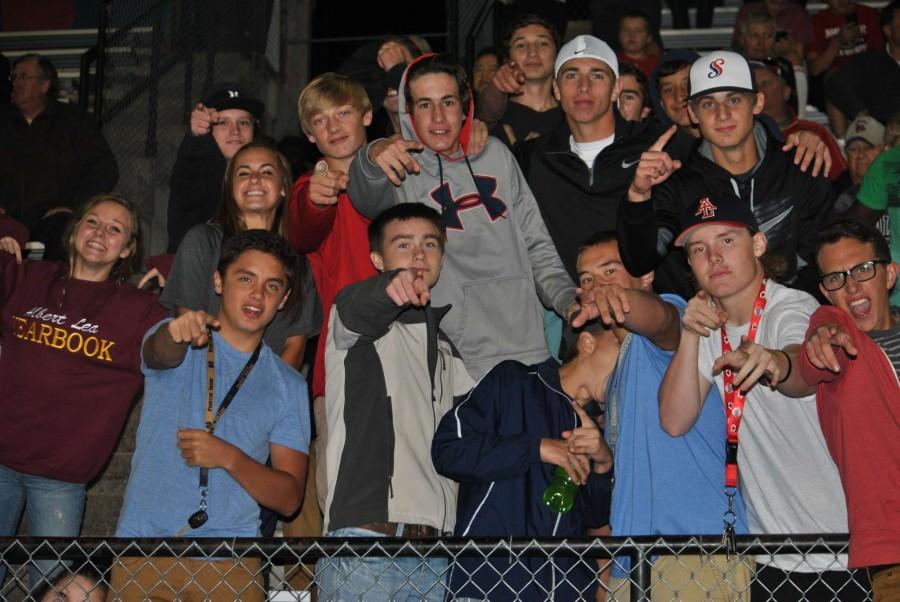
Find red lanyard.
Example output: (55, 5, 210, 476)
(720, 279, 768, 489)
(719, 278, 768, 555)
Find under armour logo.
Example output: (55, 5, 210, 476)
(707, 58, 725, 79)
(430, 175, 508, 230)
(227, 90, 239, 98)
(695, 197, 717, 219)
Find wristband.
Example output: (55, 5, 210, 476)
(777, 349, 793, 384)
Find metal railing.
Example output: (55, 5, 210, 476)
(0, 535, 872, 601)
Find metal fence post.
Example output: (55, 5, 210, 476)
(629, 544, 652, 602)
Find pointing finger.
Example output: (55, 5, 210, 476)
(650, 125, 678, 152)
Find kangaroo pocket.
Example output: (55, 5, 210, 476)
(457, 276, 546, 364)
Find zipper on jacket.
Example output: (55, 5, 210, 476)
(388, 475, 394, 499)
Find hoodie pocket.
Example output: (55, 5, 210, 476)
(457, 276, 546, 363)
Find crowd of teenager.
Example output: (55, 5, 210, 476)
(0, 3, 899, 601)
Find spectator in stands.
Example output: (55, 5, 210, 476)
(371, 36, 422, 138)
(432, 320, 615, 601)
(38, 568, 106, 602)
(112, 230, 308, 602)
(617, 62, 652, 122)
(824, 0, 900, 131)
(0, 53, 118, 261)
(590, 0, 663, 49)
(834, 115, 885, 210)
(846, 134, 900, 304)
(808, 0, 885, 135)
(657, 195, 855, 602)
(478, 14, 564, 145)
(162, 141, 320, 370)
(570, 232, 751, 601)
(648, 51, 704, 160)
(800, 221, 900, 602)
(751, 58, 846, 181)
(318, 204, 473, 602)
(166, 83, 264, 252)
(517, 36, 661, 283)
(348, 53, 577, 379)
(733, 0, 814, 51)
(617, 11, 661, 79)
(0, 195, 167, 592)
(738, 10, 809, 118)
(809, 0, 884, 77)
(471, 46, 500, 94)
(286, 74, 377, 568)
(618, 50, 836, 297)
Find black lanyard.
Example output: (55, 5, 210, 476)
(178, 333, 262, 535)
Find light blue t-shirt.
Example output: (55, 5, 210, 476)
(116, 319, 310, 538)
(607, 295, 747, 574)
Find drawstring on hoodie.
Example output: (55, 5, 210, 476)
(435, 151, 500, 214)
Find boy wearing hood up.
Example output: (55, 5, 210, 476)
(348, 53, 577, 380)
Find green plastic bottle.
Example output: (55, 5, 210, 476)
(542, 466, 578, 513)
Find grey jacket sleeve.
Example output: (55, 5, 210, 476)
(505, 147, 577, 315)
(347, 141, 399, 219)
(330, 270, 406, 350)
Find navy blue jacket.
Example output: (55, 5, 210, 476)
(432, 358, 612, 602)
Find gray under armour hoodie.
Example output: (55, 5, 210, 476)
(347, 54, 576, 379)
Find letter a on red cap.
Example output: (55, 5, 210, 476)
(696, 197, 717, 219)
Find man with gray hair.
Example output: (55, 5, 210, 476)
(0, 53, 117, 260)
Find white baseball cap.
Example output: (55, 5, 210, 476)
(687, 50, 755, 100)
(844, 115, 885, 147)
(554, 35, 619, 78)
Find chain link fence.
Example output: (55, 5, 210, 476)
(0, 535, 872, 601)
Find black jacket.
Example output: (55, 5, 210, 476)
(166, 133, 227, 253)
(0, 102, 118, 229)
(618, 123, 835, 295)
(517, 111, 694, 297)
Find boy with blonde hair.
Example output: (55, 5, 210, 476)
(284, 73, 377, 580)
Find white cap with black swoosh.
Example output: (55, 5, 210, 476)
(554, 35, 619, 78)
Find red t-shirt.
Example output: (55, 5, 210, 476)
(783, 119, 847, 182)
(287, 171, 377, 399)
(809, 4, 884, 71)
(799, 306, 900, 568)
(0, 256, 169, 483)
(617, 53, 660, 80)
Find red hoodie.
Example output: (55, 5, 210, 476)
(287, 171, 377, 398)
(799, 305, 900, 568)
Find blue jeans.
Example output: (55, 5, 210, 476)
(0, 464, 86, 592)
(316, 527, 449, 602)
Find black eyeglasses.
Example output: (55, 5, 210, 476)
(819, 260, 887, 291)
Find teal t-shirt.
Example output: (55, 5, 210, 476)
(858, 146, 900, 304)
(116, 320, 310, 537)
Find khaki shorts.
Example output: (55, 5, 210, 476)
(606, 554, 753, 602)
(871, 563, 900, 602)
(108, 556, 264, 602)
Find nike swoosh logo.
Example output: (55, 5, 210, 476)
(574, 48, 585, 54)
(621, 158, 639, 169)
(757, 206, 793, 233)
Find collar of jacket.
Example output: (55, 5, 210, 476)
(544, 109, 639, 155)
(691, 121, 783, 181)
